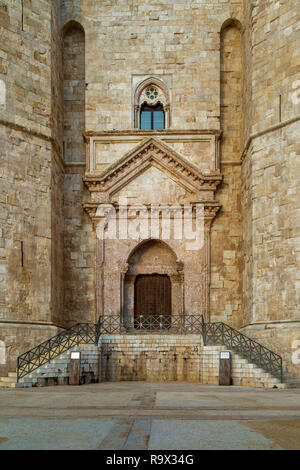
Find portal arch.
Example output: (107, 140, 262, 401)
(123, 239, 184, 326)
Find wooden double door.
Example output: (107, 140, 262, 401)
(134, 274, 171, 329)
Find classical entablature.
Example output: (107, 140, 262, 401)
(83, 129, 222, 174)
(83, 136, 222, 204)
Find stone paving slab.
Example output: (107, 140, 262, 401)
(148, 419, 282, 450)
(0, 382, 300, 449)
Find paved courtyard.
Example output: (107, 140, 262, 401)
(0, 382, 300, 450)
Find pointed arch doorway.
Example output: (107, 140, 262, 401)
(134, 274, 171, 328)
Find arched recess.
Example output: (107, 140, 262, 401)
(134, 77, 171, 129)
(212, 18, 243, 328)
(220, 19, 243, 162)
(62, 21, 85, 163)
(123, 239, 184, 326)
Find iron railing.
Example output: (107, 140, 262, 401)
(17, 316, 283, 383)
(17, 323, 97, 380)
(98, 314, 204, 335)
(202, 321, 283, 381)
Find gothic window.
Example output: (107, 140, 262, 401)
(134, 77, 170, 129)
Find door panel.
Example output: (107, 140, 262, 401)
(134, 274, 171, 328)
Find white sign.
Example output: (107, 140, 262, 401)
(71, 351, 80, 360)
(220, 351, 230, 359)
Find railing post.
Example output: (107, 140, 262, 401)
(17, 357, 19, 383)
(202, 315, 207, 345)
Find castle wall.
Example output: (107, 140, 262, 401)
(210, 22, 243, 327)
(241, 0, 300, 378)
(61, 17, 95, 326)
(0, 0, 298, 380)
(60, 0, 243, 132)
(61, 0, 244, 330)
(0, 0, 64, 372)
(51, 0, 64, 327)
(63, 164, 96, 326)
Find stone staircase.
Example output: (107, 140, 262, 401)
(0, 319, 288, 390)
(1, 343, 285, 389)
(202, 345, 285, 389)
(0, 371, 22, 389)
(1, 344, 99, 388)
(285, 379, 300, 389)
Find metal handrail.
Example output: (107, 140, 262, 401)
(98, 314, 204, 335)
(17, 316, 283, 383)
(202, 321, 283, 381)
(17, 323, 97, 380)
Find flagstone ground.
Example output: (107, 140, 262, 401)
(0, 382, 300, 450)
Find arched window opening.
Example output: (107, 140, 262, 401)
(220, 19, 243, 162)
(62, 21, 85, 163)
(134, 77, 170, 129)
(140, 103, 165, 130)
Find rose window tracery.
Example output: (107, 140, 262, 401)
(145, 86, 159, 101)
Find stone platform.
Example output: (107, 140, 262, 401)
(9, 334, 283, 389)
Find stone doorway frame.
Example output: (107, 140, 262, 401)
(122, 239, 185, 326)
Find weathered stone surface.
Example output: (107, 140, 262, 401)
(0, 0, 299, 382)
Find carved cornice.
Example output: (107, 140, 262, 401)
(83, 201, 221, 223)
(83, 129, 222, 139)
(83, 137, 222, 196)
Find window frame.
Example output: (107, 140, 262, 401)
(134, 77, 171, 129)
(140, 103, 165, 130)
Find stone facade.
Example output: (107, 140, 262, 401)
(0, 0, 299, 382)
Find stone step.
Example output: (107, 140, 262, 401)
(8, 372, 17, 378)
(285, 379, 300, 389)
(0, 376, 17, 384)
(0, 380, 23, 388)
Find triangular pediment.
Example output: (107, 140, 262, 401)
(83, 137, 222, 196)
(112, 165, 195, 204)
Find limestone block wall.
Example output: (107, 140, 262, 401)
(0, 0, 50, 133)
(0, 127, 52, 323)
(240, 0, 300, 380)
(249, 0, 299, 134)
(241, 323, 300, 381)
(62, 23, 85, 164)
(210, 20, 243, 327)
(99, 334, 282, 388)
(59, 0, 245, 332)
(63, 165, 96, 326)
(210, 164, 243, 328)
(100, 334, 202, 382)
(0, 323, 62, 376)
(60, 0, 243, 131)
(0, 0, 65, 373)
(61, 17, 95, 326)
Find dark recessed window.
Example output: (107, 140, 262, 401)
(140, 104, 165, 130)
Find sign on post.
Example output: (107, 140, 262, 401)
(219, 351, 231, 386)
(69, 351, 81, 385)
